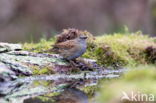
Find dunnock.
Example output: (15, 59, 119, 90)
(52, 36, 87, 60)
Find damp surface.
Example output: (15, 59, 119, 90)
(0, 68, 126, 103)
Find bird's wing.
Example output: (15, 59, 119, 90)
(59, 43, 80, 58)
(53, 40, 77, 50)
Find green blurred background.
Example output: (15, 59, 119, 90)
(0, 0, 156, 43)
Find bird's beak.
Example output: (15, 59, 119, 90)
(84, 36, 87, 39)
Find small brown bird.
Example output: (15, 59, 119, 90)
(52, 36, 87, 60)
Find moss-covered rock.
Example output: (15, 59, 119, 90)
(97, 65, 156, 103)
(84, 32, 156, 67)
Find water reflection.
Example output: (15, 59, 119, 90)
(0, 69, 125, 103)
(24, 88, 88, 103)
(0, 77, 89, 103)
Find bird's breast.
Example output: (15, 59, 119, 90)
(66, 43, 87, 60)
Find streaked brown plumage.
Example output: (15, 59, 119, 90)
(52, 36, 87, 60)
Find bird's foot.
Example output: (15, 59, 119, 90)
(69, 60, 80, 69)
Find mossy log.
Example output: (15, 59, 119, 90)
(0, 42, 104, 82)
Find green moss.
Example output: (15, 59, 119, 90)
(23, 38, 55, 53)
(35, 91, 60, 103)
(84, 32, 156, 67)
(36, 96, 55, 102)
(80, 86, 97, 98)
(97, 65, 156, 103)
(33, 80, 52, 87)
(31, 66, 54, 75)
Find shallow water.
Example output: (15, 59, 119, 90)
(0, 69, 126, 103)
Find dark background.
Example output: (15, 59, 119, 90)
(0, 0, 155, 43)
